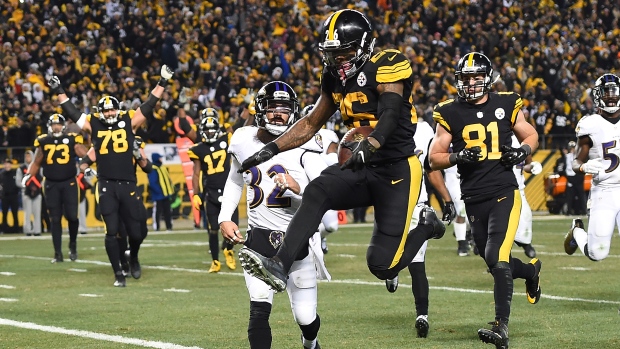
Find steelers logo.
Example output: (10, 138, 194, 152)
(495, 108, 505, 120)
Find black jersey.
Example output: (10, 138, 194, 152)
(34, 132, 83, 181)
(433, 92, 522, 203)
(89, 110, 136, 182)
(187, 133, 231, 191)
(321, 48, 417, 164)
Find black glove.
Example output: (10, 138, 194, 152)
(178, 117, 192, 135)
(500, 144, 530, 167)
(341, 139, 377, 171)
(238, 142, 280, 173)
(453, 146, 482, 165)
(442, 201, 457, 224)
(48, 75, 65, 94)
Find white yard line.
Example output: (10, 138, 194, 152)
(0, 318, 203, 349)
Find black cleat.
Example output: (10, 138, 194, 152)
(525, 258, 542, 304)
(385, 275, 399, 293)
(457, 240, 470, 256)
(129, 257, 141, 279)
(51, 252, 64, 263)
(564, 219, 583, 255)
(121, 262, 130, 276)
(415, 315, 429, 338)
(478, 320, 509, 349)
(239, 247, 287, 292)
(419, 206, 446, 239)
(69, 241, 78, 261)
(522, 244, 536, 258)
(114, 271, 126, 287)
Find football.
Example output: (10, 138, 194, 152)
(337, 126, 374, 166)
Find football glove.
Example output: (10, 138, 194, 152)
(21, 173, 31, 188)
(454, 146, 482, 165)
(580, 159, 605, 174)
(341, 139, 377, 171)
(500, 144, 530, 167)
(133, 139, 143, 160)
(48, 75, 65, 94)
(158, 65, 174, 87)
(83, 168, 98, 187)
(442, 201, 457, 224)
(239, 142, 280, 173)
(192, 194, 203, 210)
(530, 161, 542, 175)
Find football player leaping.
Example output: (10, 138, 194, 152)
(219, 81, 329, 349)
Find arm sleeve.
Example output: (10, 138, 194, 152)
(218, 156, 245, 224)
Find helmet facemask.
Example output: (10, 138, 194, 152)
(199, 116, 223, 143)
(97, 96, 121, 124)
(456, 72, 492, 101)
(47, 114, 66, 137)
(320, 32, 375, 82)
(261, 98, 296, 136)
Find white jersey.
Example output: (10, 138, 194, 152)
(413, 120, 435, 203)
(222, 127, 328, 231)
(576, 114, 620, 188)
(511, 135, 526, 190)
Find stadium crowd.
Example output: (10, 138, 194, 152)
(0, 0, 618, 162)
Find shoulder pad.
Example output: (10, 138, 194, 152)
(229, 126, 258, 154)
(300, 133, 324, 152)
(370, 49, 412, 83)
(34, 134, 47, 147)
(125, 110, 136, 119)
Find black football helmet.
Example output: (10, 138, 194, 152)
(200, 107, 218, 121)
(318, 9, 375, 82)
(254, 81, 299, 135)
(455, 52, 494, 101)
(47, 113, 66, 137)
(97, 96, 121, 124)
(199, 115, 223, 143)
(593, 73, 620, 114)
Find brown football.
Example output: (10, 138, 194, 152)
(337, 126, 374, 166)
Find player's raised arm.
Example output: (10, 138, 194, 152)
(132, 65, 174, 131)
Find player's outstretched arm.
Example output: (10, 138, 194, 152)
(133, 65, 174, 131)
(218, 156, 246, 245)
(49, 76, 92, 133)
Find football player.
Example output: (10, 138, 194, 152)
(188, 109, 239, 273)
(219, 81, 329, 349)
(299, 104, 340, 254)
(429, 52, 541, 348)
(511, 135, 542, 258)
(23, 114, 87, 263)
(565, 73, 620, 262)
(236, 10, 445, 301)
(48, 65, 174, 287)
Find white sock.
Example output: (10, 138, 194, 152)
(573, 227, 588, 256)
(319, 223, 327, 238)
(302, 337, 316, 349)
(454, 220, 466, 241)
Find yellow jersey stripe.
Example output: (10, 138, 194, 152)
(433, 112, 451, 132)
(511, 98, 523, 125)
(187, 149, 199, 160)
(328, 10, 343, 40)
(376, 68, 413, 83)
(377, 60, 410, 72)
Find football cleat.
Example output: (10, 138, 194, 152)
(129, 257, 141, 279)
(478, 320, 509, 349)
(457, 240, 469, 256)
(415, 315, 429, 338)
(114, 271, 126, 287)
(321, 237, 328, 254)
(69, 241, 78, 261)
(525, 258, 542, 304)
(208, 260, 221, 273)
(301, 334, 321, 349)
(51, 252, 64, 263)
(239, 247, 287, 292)
(223, 249, 237, 270)
(385, 275, 399, 293)
(121, 262, 130, 276)
(522, 244, 536, 258)
(564, 219, 583, 255)
(418, 206, 446, 239)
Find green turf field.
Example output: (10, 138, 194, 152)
(1, 215, 619, 349)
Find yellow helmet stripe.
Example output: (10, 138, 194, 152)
(328, 10, 344, 40)
(466, 53, 474, 68)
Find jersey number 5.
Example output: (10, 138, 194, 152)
(97, 129, 128, 154)
(462, 121, 501, 160)
(247, 165, 291, 209)
(43, 144, 70, 164)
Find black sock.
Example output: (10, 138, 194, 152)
(248, 301, 272, 349)
(105, 235, 121, 274)
(299, 314, 320, 342)
(510, 257, 533, 280)
(209, 231, 219, 261)
(118, 237, 128, 265)
(51, 217, 62, 254)
(408, 262, 429, 316)
(68, 220, 78, 242)
(491, 263, 513, 322)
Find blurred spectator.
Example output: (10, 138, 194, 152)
(148, 153, 174, 231)
(0, 158, 20, 234)
(555, 141, 586, 215)
(15, 150, 42, 236)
